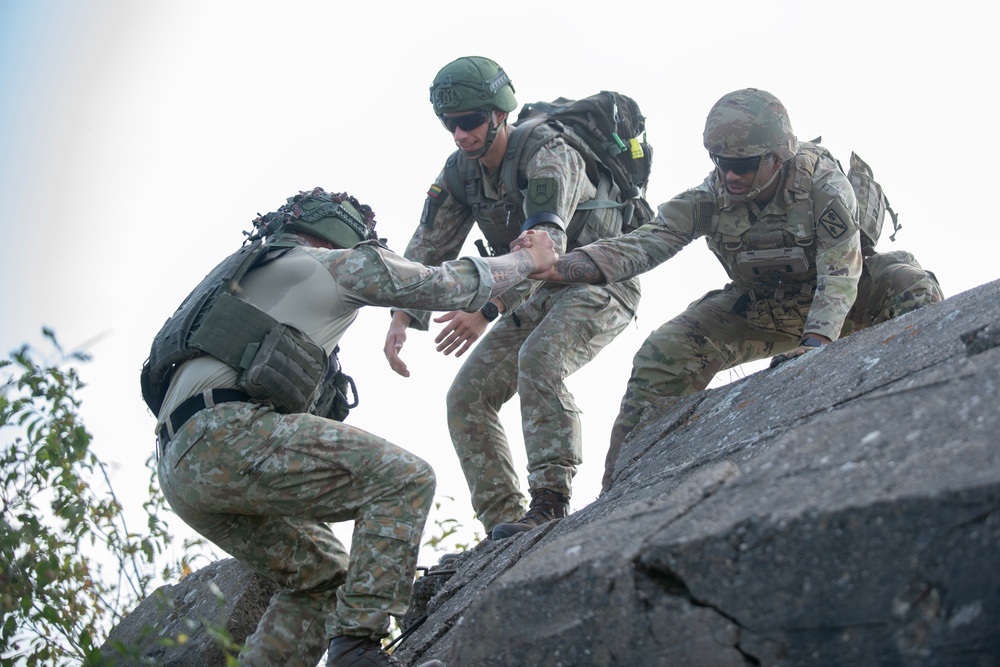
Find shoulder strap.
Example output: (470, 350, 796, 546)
(501, 117, 548, 211)
(443, 151, 468, 208)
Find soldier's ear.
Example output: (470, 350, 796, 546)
(494, 110, 508, 126)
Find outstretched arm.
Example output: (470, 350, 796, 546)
(510, 231, 606, 284)
(486, 229, 558, 293)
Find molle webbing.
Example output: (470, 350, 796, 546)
(141, 241, 270, 414)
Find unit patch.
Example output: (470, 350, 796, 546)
(527, 178, 556, 208)
(818, 207, 848, 238)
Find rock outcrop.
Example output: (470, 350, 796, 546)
(395, 279, 1000, 666)
(104, 279, 1000, 666)
(100, 558, 277, 665)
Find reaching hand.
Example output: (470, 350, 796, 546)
(433, 309, 489, 357)
(510, 229, 559, 280)
(769, 336, 829, 368)
(384, 311, 412, 377)
(514, 229, 557, 273)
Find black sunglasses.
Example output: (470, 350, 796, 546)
(712, 154, 766, 175)
(440, 111, 491, 134)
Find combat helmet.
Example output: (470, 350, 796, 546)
(703, 88, 799, 161)
(429, 56, 517, 115)
(252, 188, 378, 249)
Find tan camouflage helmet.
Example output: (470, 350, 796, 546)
(703, 88, 799, 161)
(430, 56, 517, 115)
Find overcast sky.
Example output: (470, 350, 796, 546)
(1, 1, 994, 566)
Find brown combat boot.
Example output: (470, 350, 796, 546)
(490, 489, 570, 540)
(327, 635, 400, 667)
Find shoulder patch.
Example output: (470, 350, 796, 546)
(818, 207, 848, 238)
(527, 177, 557, 208)
(427, 184, 443, 199)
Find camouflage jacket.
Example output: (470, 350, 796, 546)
(576, 146, 863, 340)
(157, 240, 494, 427)
(398, 128, 639, 330)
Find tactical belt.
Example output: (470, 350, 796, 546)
(156, 388, 250, 456)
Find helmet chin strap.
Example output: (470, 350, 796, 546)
(727, 155, 782, 204)
(457, 113, 500, 160)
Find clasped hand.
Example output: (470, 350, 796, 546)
(511, 230, 558, 280)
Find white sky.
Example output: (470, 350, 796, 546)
(1, 1, 995, 568)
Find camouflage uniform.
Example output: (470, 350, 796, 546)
(576, 148, 942, 487)
(155, 240, 496, 666)
(398, 135, 640, 532)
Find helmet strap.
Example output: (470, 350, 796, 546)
(458, 112, 501, 160)
(729, 155, 782, 204)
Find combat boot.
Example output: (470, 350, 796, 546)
(490, 489, 570, 540)
(327, 635, 400, 667)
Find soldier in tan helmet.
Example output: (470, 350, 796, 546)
(517, 88, 943, 491)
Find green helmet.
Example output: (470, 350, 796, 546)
(703, 88, 798, 161)
(430, 56, 517, 116)
(253, 188, 378, 249)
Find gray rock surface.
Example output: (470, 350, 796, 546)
(395, 278, 1000, 667)
(100, 558, 277, 665)
(103, 279, 1000, 666)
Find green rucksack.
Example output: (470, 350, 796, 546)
(442, 90, 655, 251)
(506, 91, 655, 239)
(846, 151, 902, 254)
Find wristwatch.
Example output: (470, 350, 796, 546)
(800, 336, 824, 348)
(480, 302, 500, 322)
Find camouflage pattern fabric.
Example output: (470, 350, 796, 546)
(401, 135, 604, 324)
(571, 155, 942, 492)
(840, 250, 944, 336)
(157, 402, 434, 666)
(446, 281, 635, 532)
(153, 239, 505, 665)
(610, 249, 943, 442)
(401, 135, 640, 532)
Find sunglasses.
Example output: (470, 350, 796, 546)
(440, 111, 491, 134)
(712, 154, 766, 175)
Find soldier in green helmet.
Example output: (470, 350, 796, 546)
(142, 187, 555, 667)
(383, 56, 643, 541)
(516, 88, 943, 491)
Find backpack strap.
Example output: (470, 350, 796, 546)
(501, 117, 547, 212)
(443, 151, 469, 208)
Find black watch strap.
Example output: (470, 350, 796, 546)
(800, 336, 824, 348)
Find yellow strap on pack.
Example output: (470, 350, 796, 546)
(629, 138, 644, 159)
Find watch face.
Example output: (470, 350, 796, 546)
(481, 302, 499, 321)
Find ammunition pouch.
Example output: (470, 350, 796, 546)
(237, 322, 328, 414)
(745, 291, 813, 334)
(735, 246, 811, 284)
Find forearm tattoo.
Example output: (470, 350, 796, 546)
(554, 253, 605, 284)
(489, 251, 538, 295)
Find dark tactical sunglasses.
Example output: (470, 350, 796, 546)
(440, 111, 491, 133)
(712, 154, 767, 175)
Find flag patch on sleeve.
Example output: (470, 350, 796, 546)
(427, 184, 443, 199)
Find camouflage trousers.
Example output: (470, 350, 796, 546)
(156, 401, 435, 667)
(606, 249, 943, 490)
(447, 279, 638, 533)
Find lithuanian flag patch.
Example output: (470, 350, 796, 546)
(427, 184, 443, 199)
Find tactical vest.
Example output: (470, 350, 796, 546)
(140, 240, 329, 418)
(691, 142, 842, 297)
(441, 120, 637, 255)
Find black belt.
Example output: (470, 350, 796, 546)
(156, 388, 250, 455)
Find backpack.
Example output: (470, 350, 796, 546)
(846, 151, 901, 254)
(511, 91, 654, 222)
(443, 91, 655, 250)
